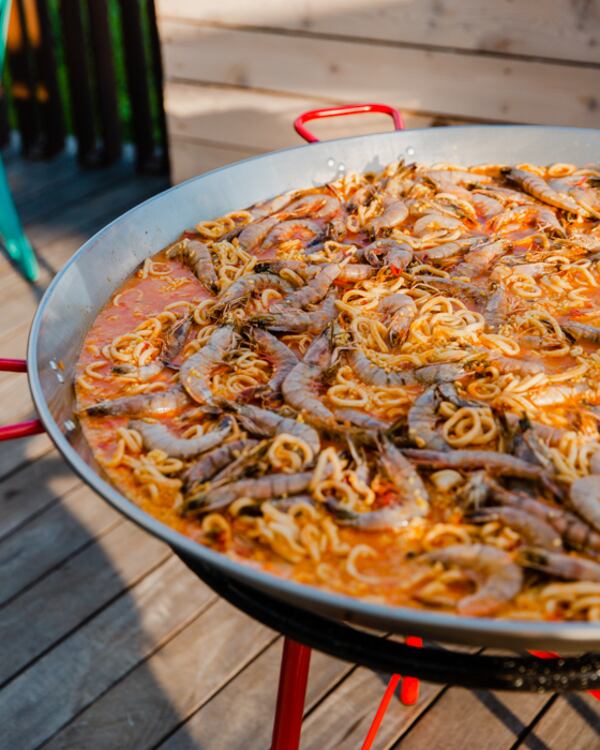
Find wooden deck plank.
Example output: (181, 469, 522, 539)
(0, 482, 121, 605)
(0, 454, 81, 541)
(0, 519, 171, 686)
(159, 638, 351, 750)
(516, 693, 600, 749)
(43, 600, 276, 750)
(390, 686, 551, 749)
(0, 557, 215, 750)
(301, 665, 442, 750)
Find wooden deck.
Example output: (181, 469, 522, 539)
(1, 150, 599, 750)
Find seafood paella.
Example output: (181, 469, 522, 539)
(76, 159, 600, 622)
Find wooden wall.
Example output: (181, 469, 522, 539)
(156, 0, 600, 184)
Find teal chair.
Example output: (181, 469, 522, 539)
(0, 0, 38, 281)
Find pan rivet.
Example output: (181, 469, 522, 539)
(337, 162, 346, 173)
(55, 372, 65, 383)
(406, 146, 415, 156)
(49, 359, 58, 370)
(64, 419, 76, 433)
(327, 157, 335, 168)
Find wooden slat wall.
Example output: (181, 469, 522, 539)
(155, 0, 600, 184)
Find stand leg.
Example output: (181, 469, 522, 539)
(361, 674, 401, 750)
(271, 638, 312, 750)
(400, 636, 422, 705)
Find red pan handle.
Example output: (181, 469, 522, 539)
(0, 358, 46, 441)
(294, 103, 404, 143)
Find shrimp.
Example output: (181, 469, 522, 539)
(518, 547, 600, 582)
(271, 264, 340, 310)
(489, 356, 544, 377)
(249, 191, 296, 219)
(112, 361, 164, 382)
(414, 241, 466, 263)
(183, 471, 314, 515)
(326, 501, 422, 531)
(503, 413, 567, 446)
(412, 213, 463, 237)
(253, 292, 337, 334)
(162, 315, 193, 366)
(262, 219, 324, 251)
(423, 168, 492, 188)
(130, 416, 233, 460)
(363, 239, 413, 270)
(327, 436, 428, 530)
(370, 198, 409, 233)
(214, 273, 293, 310)
(414, 275, 487, 302)
(377, 292, 417, 345)
(492, 205, 564, 235)
(506, 168, 581, 213)
(254, 259, 319, 281)
(185, 240, 219, 293)
(332, 407, 391, 431)
(282, 330, 336, 425)
(414, 363, 467, 385)
(470, 192, 503, 220)
(335, 264, 377, 283)
(407, 387, 447, 451)
(179, 325, 239, 404)
(403, 448, 562, 497)
(483, 287, 508, 332)
(182, 438, 260, 490)
(249, 328, 299, 395)
(467, 506, 562, 549)
(454, 239, 510, 275)
(220, 401, 320, 457)
(283, 193, 341, 221)
(348, 347, 416, 387)
(379, 436, 429, 507)
(238, 216, 280, 251)
(570, 476, 600, 533)
(423, 544, 523, 616)
(84, 385, 190, 417)
(560, 319, 600, 344)
(436, 382, 479, 408)
(487, 479, 600, 555)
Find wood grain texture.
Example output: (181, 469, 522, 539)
(391, 685, 550, 749)
(166, 89, 461, 182)
(43, 600, 276, 750)
(302, 665, 442, 750)
(156, 0, 600, 65)
(0, 557, 215, 750)
(0, 452, 79, 538)
(169, 137, 259, 183)
(516, 693, 600, 749)
(159, 23, 600, 128)
(160, 637, 351, 750)
(0, 519, 170, 685)
(0, 482, 120, 605)
(165, 83, 461, 152)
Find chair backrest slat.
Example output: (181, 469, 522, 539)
(0, 0, 10, 74)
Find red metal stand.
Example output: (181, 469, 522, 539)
(271, 638, 312, 750)
(269, 636, 600, 749)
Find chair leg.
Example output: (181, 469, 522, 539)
(0, 158, 39, 281)
(271, 638, 312, 750)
